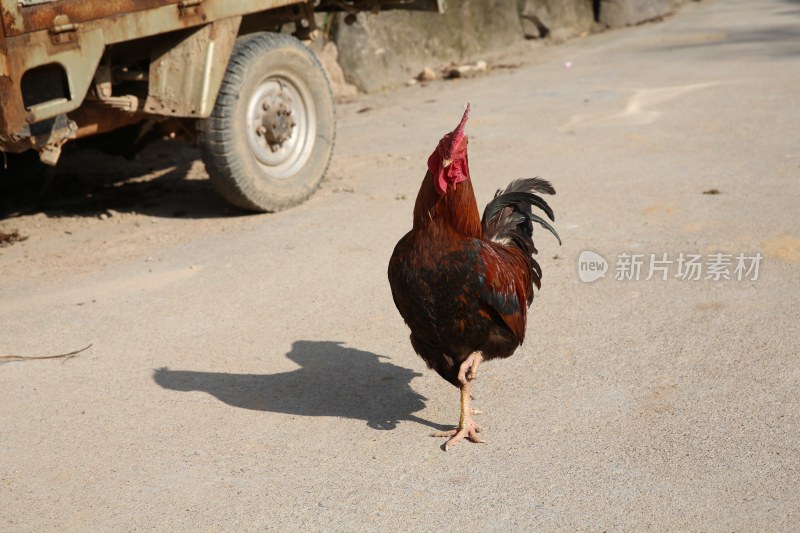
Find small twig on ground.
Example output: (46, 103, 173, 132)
(0, 344, 92, 365)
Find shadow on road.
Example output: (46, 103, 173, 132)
(0, 139, 242, 221)
(153, 340, 448, 432)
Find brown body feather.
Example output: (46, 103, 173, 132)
(389, 160, 558, 386)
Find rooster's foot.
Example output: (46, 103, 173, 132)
(431, 420, 484, 451)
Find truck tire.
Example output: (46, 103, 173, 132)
(198, 32, 335, 212)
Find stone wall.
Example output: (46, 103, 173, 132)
(321, 0, 698, 94)
(331, 0, 524, 93)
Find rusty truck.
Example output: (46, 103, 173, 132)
(0, 0, 442, 211)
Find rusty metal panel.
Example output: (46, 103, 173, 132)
(99, 0, 300, 45)
(0, 4, 7, 77)
(145, 16, 241, 118)
(0, 49, 7, 77)
(3, 0, 180, 37)
(1, 0, 24, 35)
(3, 0, 302, 39)
(69, 101, 142, 139)
(0, 27, 104, 135)
(0, 77, 24, 139)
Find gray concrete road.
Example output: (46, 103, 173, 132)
(2, 0, 798, 529)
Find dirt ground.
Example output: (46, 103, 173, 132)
(1, 0, 799, 530)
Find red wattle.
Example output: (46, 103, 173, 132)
(435, 169, 448, 195)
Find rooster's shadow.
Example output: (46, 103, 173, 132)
(153, 340, 448, 431)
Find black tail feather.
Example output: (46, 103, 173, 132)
(528, 213, 562, 245)
(482, 178, 560, 244)
(481, 178, 560, 294)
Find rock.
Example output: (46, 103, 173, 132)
(519, 1, 552, 39)
(598, 0, 674, 28)
(417, 67, 437, 82)
(313, 41, 358, 98)
(518, 0, 595, 42)
(333, 0, 524, 93)
(444, 60, 489, 79)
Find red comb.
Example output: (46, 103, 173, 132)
(451, 103, 470, 142)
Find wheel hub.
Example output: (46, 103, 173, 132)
(255, 84, 297, 152)
(246, 74, 315, 179)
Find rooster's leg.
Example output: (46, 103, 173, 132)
(430, 382, 484, 451)
(457, 352, 483, 385)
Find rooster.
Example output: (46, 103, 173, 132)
(388, 104, 560, 450)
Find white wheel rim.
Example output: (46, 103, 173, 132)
(246, 73, 316, 180)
